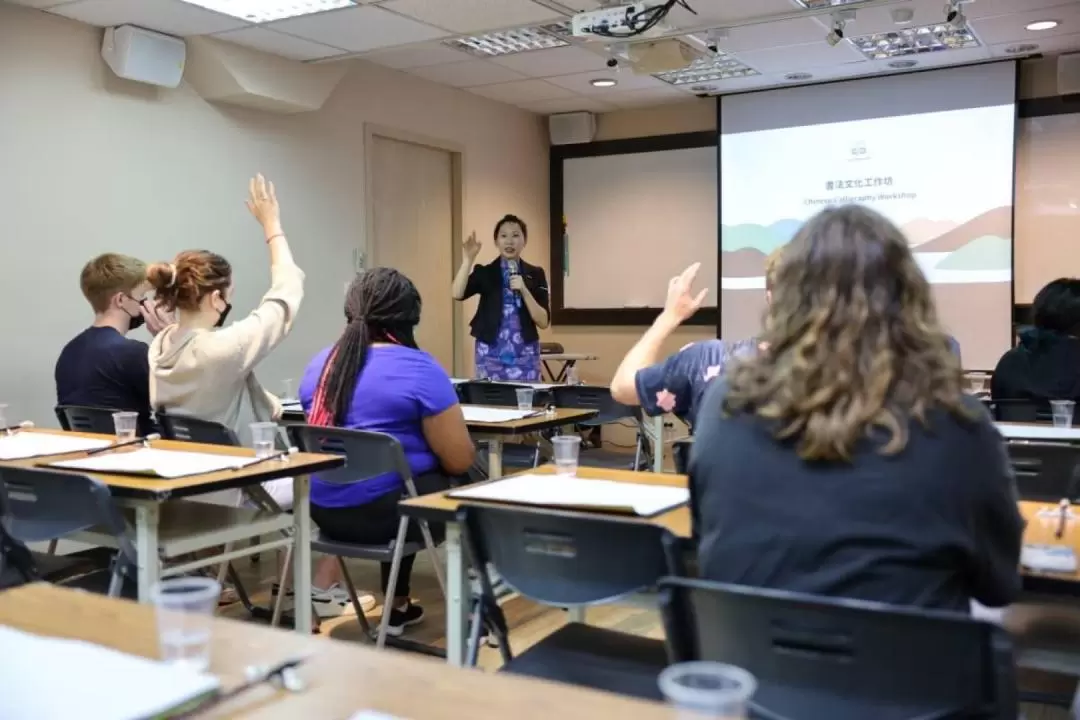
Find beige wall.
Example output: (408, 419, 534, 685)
(0, 3, 547, 427)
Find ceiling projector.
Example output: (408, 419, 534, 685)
(570, 1, 673, 40)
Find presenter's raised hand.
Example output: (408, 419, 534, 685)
(245, 173, 281, 231)
(662, 262, 708, 325)
(463, 231, 481, 261)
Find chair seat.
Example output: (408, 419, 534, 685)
(499, 622, 668, 701)
(578, 448, 640, 471)
(0, 548, 114, 590)
(311, 528, 425, 562)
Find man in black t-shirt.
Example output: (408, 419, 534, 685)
(55, 254, 172, 434)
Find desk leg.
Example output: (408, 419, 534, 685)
(568, 606, 586, 623)
(292, 474, 312, 635)
(488, 438, 504, 480)
(652, 416, 665, 473)
(445, 522, 469, 667)
(135, 502, 160, 602)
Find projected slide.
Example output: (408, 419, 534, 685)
(720, 64, 1016, 370)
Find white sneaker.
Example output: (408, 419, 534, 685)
(312, 584, 376, 617)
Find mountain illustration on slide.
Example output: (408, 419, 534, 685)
(722, 220, 799, 253)
(935, 235, 1011, 271)
(914, 207, 1012, 253)
(721, 248, 766, 277)
(902, 219, 958, 246)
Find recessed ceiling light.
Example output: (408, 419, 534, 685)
(590, 78, 617, 88)
(177, 0, 355, 23)
(849, 22, 980, 59)
(785, 72, 813, 81)
(1004, 43, 1040, 55)
(888, 59, 918, 68)
(444, 23, 570, 57)
(655, 50, 758, 85)
(1026, 20, 1060, 32)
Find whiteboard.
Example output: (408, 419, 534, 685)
(561, 146, 718, 309)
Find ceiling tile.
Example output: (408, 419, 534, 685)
(737, 41, 866, 74)
(987, 31, 1080, 58)
(520, 95, 617, 114)
(490, 45, 609, 77)
(666, 0, 797, 25)
(468, 78, 577, 103)
(212, 27, 347, 60)
(714, 17, 830, 53)
(546, 69, 667, 93)
(968, 0, 1080, 19)
(970, 2, 1080, 45)
(598, 86, 692, 109)
(47, 0, 250, 35)
(4, 0, 71, 8)
(407, 59, 529, 87)
(360, 40, 474, 68)
(265, 4, 447, 52)
(378, 0, 564, 34)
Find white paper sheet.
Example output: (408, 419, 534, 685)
(0, 626, 219, 720)
(48, 448, 252, 478)
(461, 407, 540, 424)
(449, 474, 689, 516)
(0, 432, 111, 460)
(996, 422, 1080, 441)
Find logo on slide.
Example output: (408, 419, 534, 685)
(850, 142, 869, 161)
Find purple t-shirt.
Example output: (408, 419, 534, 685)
(299, 344, 459, 508)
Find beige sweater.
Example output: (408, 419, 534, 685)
(148, 260, 305, 435)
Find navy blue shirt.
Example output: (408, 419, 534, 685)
(635, 335, 962, 429)
(55, 327, 153, 434)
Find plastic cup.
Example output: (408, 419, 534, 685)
(0, 404, 8, 431)
(552, 435, 581, 477)
(250, 421, 278, 458)
(1051, 400, 1075, 428)
(281, 378, 295, 403)
(150, 577, 219, 672)
(516, 387, 535, 410)
(112, 411, 138, 441)
(565, 365, 579, 386)
(659, 662, 757, 719)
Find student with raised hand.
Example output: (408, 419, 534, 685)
(56, 253, 174, 435)
(300, 267, 475, 636)
(452, 215, 549, 381)
(610, 249, 783, 429)
(145, 174, 303, 438)
(690, 204, 1023, 612)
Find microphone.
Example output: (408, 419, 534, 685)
(508, 259, 522, 309)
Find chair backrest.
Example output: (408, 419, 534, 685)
(0, 466, 136, 563)
(54, 405, 118, 434)
(672, 437, 693, 474)
(1005, 442, 1080, 502)
(157, 412, 240, 447)
(660, 576, 1017, 720)
(551, 384, 635, 424)
(461, 504, 667, 606)
(539, 342, 564, 354)
(458, 381, 534, 407)
(286, 425, 414, 491)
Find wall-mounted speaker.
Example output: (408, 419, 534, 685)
(102, 25, 186, 89)
(549, 111, 597, 145)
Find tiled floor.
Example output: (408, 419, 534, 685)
(223, 548, 1076, 718)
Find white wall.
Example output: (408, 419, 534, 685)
(0, 3, 549, 428)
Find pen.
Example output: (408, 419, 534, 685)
(235, 446, 298, 471)
(171, 654, 310, 719)
(84, 433, 160, 455)
(1056, 498, 1070, 540)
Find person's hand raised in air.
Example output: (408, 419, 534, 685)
(661, 262, 708, 326)
(463, 231, 481, 262)
(245, 174, 281, 233)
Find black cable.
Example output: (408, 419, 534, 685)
(590, 0, 697, 39)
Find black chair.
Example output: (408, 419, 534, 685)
(660, 576, 1018, 720)
(0, 467, 136, 597)
(551, 385, 647, 470)
(54, 405, 118, 434)
(987, 399, 1040, 424)
(462, 505, 669, 700)
(157, 412, 240, 446)
(672, 437, 693, 475)
(286, 425, 445, 654)
(1005, 442, 1080, 502)
(458, 381, 545, 473)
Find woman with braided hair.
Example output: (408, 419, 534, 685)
(299, 267, 475, 634)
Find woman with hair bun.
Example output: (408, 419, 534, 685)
(146, 174, 304, 451)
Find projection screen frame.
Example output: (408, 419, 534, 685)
(714, 60, 1020, 371)
(548, 130, 719, 326)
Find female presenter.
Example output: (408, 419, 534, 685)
(452, 214, 550, 382)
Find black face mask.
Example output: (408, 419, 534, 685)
(214, 303, 232, 329)
(124, 297, 145, 332)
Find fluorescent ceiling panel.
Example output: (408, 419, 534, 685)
(178, 0, 355, 24)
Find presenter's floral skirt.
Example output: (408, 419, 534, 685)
(475, 289, 541, 382)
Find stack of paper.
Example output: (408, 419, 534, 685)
(461, 407, 539, 424)
(0, 626, 220, 720)
(0, 433, 111, 460)
(47, 448, 254, 478)
(449, 474, 690, 517)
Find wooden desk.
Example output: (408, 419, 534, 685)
(0, 584, 680, 720)
(401, 465, 688, 667)
(0, 429, 344, 634)
(464, 406, 598, 479)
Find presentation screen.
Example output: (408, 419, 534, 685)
(720, 62, 1016, 370)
